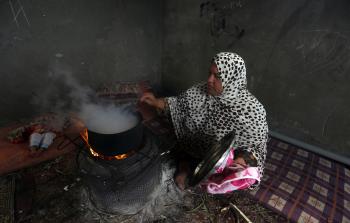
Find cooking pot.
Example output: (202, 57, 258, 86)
(87, 113, 144, 156)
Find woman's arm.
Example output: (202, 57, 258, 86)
(140, 92, 167, 110)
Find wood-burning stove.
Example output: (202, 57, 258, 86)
(78, 120, 162, 215)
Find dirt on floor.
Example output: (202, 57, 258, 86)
(13, 150, 288, 223)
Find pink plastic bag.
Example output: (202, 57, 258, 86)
(201, 148, 260, 194)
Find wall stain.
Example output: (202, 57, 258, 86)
(199, 0, 245, 46)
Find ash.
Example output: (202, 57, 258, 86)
(81, 162, 186, 222)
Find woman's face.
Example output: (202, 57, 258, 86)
(207, 63, 223, 96)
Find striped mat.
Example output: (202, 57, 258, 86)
(249, 138, 350, 223)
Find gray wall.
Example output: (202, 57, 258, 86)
(162, 0, 350, 157)
(0, 0, 162, 125)
(1, 0, 349, 157)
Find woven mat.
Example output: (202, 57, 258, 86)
(249, 138, 350, 223)
(0, 175, 15, 223)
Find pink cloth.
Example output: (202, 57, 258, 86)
(201, 148, 261, 194)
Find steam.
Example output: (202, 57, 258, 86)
(79, 103, 138, 134)
(31, 60, 139, 132)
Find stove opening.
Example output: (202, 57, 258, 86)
(80, 128, 132, 160)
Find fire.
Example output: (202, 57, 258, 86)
(80, 128, 130, 160)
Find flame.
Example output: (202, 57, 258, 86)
(80, 128, 130, 160)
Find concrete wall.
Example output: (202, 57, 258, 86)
(162, 0, 350, 157)
(0, 0, 162, 125)
(1, 0, 349, 157)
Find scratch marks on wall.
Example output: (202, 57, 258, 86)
(9, 0, 30, 27)
(275, 0, 310, 42)
(294, 30, 349, 80)
(321, 106, 337, 137)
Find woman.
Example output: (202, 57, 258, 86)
(141, 52, 268, 190)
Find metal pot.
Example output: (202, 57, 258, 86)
(87, 114, 144, 156)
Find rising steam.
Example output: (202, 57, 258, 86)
(32, 60, 139, 132)
(79, 103, 138, 134)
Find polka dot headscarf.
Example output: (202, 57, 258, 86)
(213, 52, 247, 105)
(166, 52, 268, 188)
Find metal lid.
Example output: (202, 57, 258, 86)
(189, 130, 235, 186)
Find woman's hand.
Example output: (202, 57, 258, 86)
(234, 150, 257, 167)
(140, 92, 166, 110)
(234, 157, 247, 166)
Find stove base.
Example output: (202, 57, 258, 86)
(78, 130, 162, 215)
